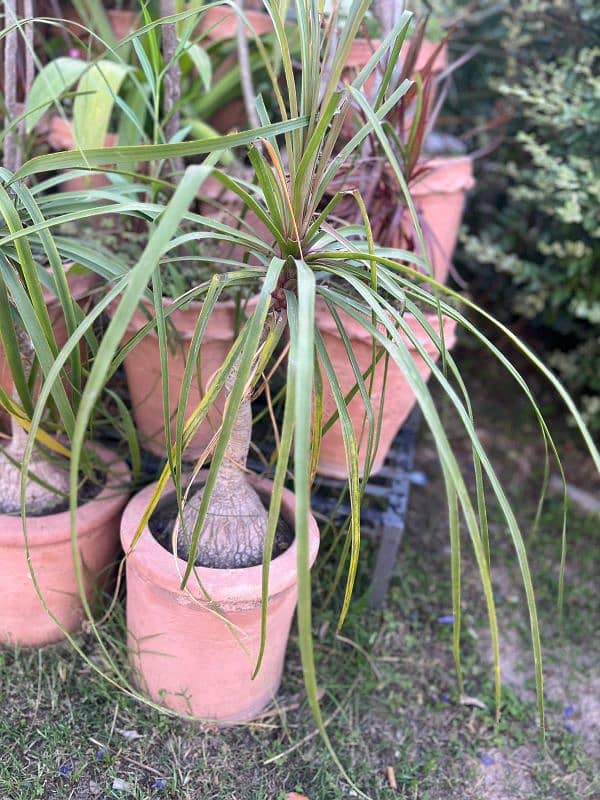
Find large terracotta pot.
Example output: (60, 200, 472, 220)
(0, 264, 100, 431)
(120, 475, 320, 721)
(316, 299, 457, 479)
(116, 294, 258, 459)
(0, 444, 130, 647)
(46, 116, 118, 191)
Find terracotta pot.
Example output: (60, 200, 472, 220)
(62, 7, 138, 45)
(0, 444, 130, 647)
(115, 293, 258, 459)
(105, 9, 138, 41)
(120, 474, 320, 721)
(46, 116, 118, 191)
(0, 263, 100, 432)
(198, 5, 274, 41)
(341, 38, 448, 139)
(405, 156, 475, 283)
(315, 299, 457, 478)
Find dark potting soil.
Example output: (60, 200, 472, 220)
(149, 484, 294, 568)
(0, 472, 105, 517)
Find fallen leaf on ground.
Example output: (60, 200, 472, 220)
(386, 765, 397, 789)
(460, 694, 488, 710)
(117, 728, 144, 741)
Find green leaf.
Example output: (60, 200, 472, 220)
(73, 60, 131, 149)
(186, 42, 212, 93)
(10, 117, 309, 182)
(25, 58, 88, 133)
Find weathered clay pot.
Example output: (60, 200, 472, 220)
(195, 5, 275, 132)
(62, 7, 138, 45)
(341, 37, 448, 139)
(405, 156, 475, 283)
(116, 294, 258, 459)
(316, 299, 457, 478)
(46, 116, 118, 191)
(198, 4, 274, 41)
(0, 444, 130, 646)
(120, 475, 320, 721)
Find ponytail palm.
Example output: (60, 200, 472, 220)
(6, 2, 600, 794)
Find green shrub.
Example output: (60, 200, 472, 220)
(438, 0, 600, 431)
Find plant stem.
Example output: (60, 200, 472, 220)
(160, 0, 183, 174)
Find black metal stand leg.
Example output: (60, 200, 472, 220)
(368, 523, 405, 608)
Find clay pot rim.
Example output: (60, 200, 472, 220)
(47, 114, 119, 148)
(0, 443, 130, 547)
(120, 474, 320, 603)
(328, 154, 473, 198)
(345, 36, 448, 73)
(199, 5, 275, 41)
(409, 155, 475, 196)
(315, 296, 458, 346)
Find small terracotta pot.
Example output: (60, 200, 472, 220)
(315, 299, 457, 478)
(341, 38, 448, 139)
(62, 7, 138, 45)
(115, 294, 258, 459)
(105, 9, 138, 40)
(120, 475, 320, 721)
(405, 156, 475, 283)
(0, 263, 100, 432)
(0, 444, 130, 647)
(198, 5, 274, 41)
(46, 116, 118, 191)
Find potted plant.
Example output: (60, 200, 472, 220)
(9, 4, 600, 781)
(315, 10, 475, 476)
(0, 8, 130, 645)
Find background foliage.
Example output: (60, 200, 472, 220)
(437, 0, 600, 432)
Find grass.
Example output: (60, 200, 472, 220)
(1, 344, 599, 800)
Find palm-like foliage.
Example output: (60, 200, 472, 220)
(2, 3, 600, 793)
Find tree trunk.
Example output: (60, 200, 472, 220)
(178, 363, 269, 568)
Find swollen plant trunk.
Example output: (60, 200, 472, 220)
(179, 364, 268, 568)
(0, 332, 69, 515)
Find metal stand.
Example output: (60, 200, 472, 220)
(311, 409, 422, 607)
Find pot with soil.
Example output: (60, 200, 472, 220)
(61, 6, 138, 47)
(198, 3, 274, 43)
(0, 336, 129, 646)
(120, 371, 320, 721)
(315, 298, 457, 479)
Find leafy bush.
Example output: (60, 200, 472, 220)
(440, 0, 600, 431)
